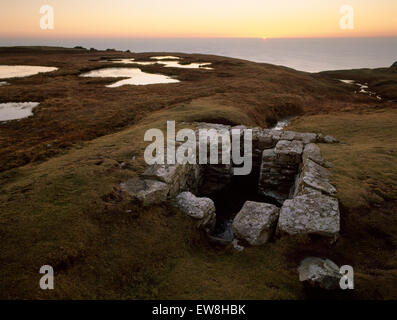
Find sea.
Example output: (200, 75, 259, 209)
(1, 37, 396, 72)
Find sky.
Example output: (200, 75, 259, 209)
(0, 0, 396, 39)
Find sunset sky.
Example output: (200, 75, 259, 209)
(1, 0, 396, 38)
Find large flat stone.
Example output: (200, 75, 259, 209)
(294, 159, 336, 196)
(233, 201, 280, 245)
(275, 140, 303, 164)
(302, 143, 323, 165)
(278, 194, 340, 237)
(281, 131, 318, 144)
(120, 177, 169, 206)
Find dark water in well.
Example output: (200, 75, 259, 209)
(208, 172, 280, 242)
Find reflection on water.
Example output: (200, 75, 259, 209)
(160, 61, 212, 69)
(0, 66, 58, 79)
(106, 58, 213, 69)
(0, 81, 9, 86)
(0, 102, 40, 121)
(80, 67, 180, 87)
(151, 56, 180, 60)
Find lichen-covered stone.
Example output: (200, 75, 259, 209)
(274, 140, 303, 164)
(174, 192, 216, 232)
(278, 194, 340, 237)
(298, 257, 341, 290)
(294, 159, 336, 196)
(120, 177, 169, 206)
(302, 143, 323, 165)
(281, 131, 318, 144)
(232, 201, 280, 245)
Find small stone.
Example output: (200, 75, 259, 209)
(323, 135, 338, 144)
(298, 257, 341, 290)
(232, 239, 245, 252)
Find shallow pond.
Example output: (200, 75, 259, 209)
(107, 59, 212, 69)
(151, 56, 180, 60)
(0, 66, 58, 79)
(80, 67, 180, 87)
(0, 102, 40, 121)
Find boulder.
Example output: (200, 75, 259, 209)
(294, 159, 336, 196)
(391, 61, 397, 68)
(174, 192, 216, 232)
(120, 177, 169, 206)
(274, 140, 303, 164)
(298, 257, 341, 290)
(232, 201, 280, 246)
(278, 194, 340, 237)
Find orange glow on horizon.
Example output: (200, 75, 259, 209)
(0, 0, 396, 39)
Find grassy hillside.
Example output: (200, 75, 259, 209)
(0, 47, 373, 171)
(0, 47, 396, 299)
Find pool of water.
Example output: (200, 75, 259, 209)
(0, 66, 58, 79)
(339, 79, 382, 100)
(80, 67, 180, 87)
(0, 81, 9, 86)
(0, 102, 40, 121)
(151, 56, 180, 60)
(107, 58, 212, 69)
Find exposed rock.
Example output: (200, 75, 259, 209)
(274, 140, 303, 164)
(174, 192, 216, 232)
(232, 201, 280, 246)
(281, 131, 317, 144)
(391, 61, 397, 68)
(323, 135, 338, 144)
(120, 177, 169, 206)
(298, 257, 341, 290)
(278, 194, 340, 237)
(294, 159, 336, 196)
(302, 143, 323, 165)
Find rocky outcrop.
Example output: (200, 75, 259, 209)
(278, 194, 340, 237)
(232, 201, 280, 245)
(298, 257, 341, 290)
(174, 192, 216, 232)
